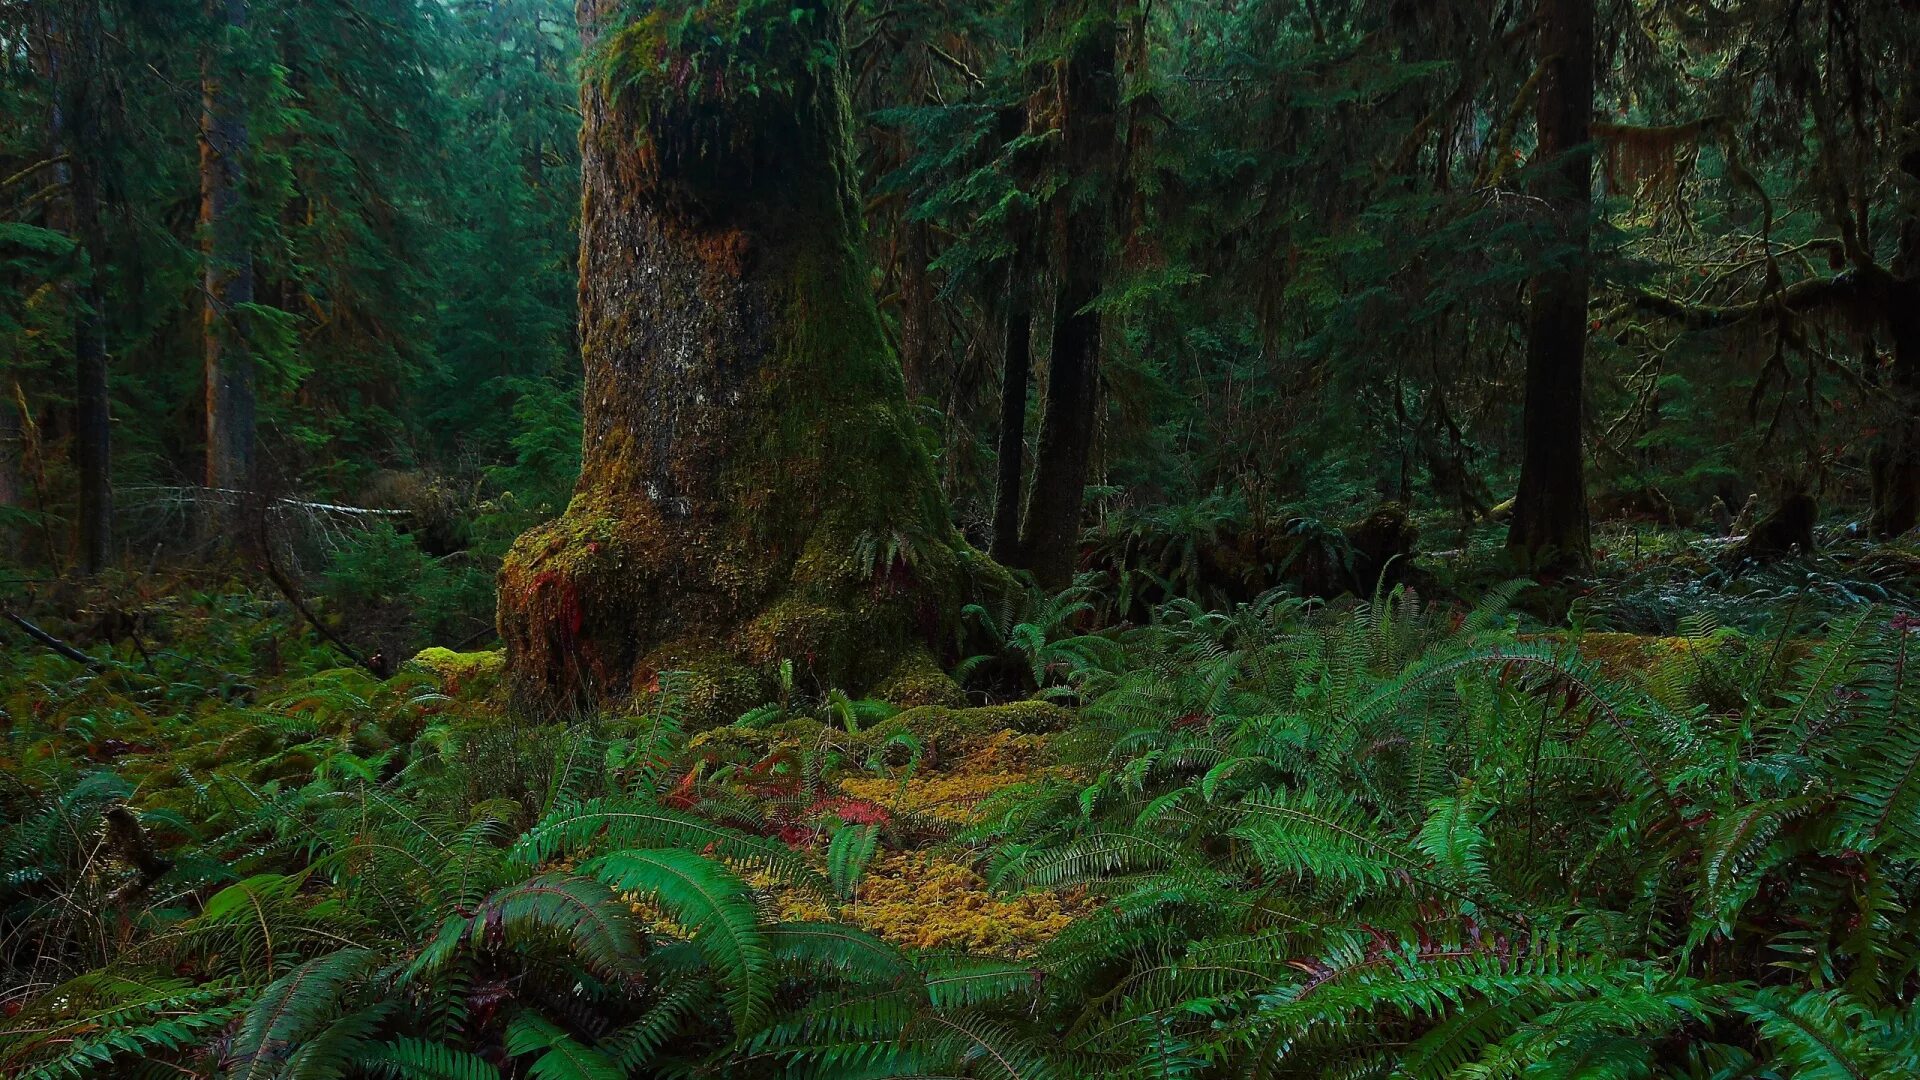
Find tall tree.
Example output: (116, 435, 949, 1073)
(201, 0, 253, 496)
(45, 3, 114, 572)
(992, 243, 1034, 566)
(496, 0, 992, 714)
(1021, 2, 1118, 589)
(1505, 0, 1593, 573)
(990, 100, 1035, 566)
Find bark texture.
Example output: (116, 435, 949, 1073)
(0, 391, 20, 552)
(1505, 0, 1593, 574)
(1869, 92, 1920, 538)
(992, 256, 1033, 567)
(1022, 7, 1117, 590)
(47, 7, 113, 573)
(202, 0, 255, 497)
(497, 0, 994, 717)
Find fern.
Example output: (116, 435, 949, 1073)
(504, 1013, 624, 1080)
(583, 848, 773, 1031)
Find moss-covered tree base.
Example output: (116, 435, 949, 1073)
(497, 496, 995, 721)
(497, 0, 1009, 720)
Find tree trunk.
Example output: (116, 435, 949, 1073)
(1505, 0, 1593, 574)
(1021, 5, 1117, 590)
(992, 250, 1033, 566)
(898, 217, 936, 401)
(1868, 267, 1920, 537)
(497, 0, 993, 717)
(1869, 85, 1920, 538)
(47, 6, 113, 573)
(0, 390, 20, 550)
(202, 0, 255, 497)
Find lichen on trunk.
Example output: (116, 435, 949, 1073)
(497, 0, 999, 719)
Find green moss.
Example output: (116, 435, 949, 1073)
(643, 646, 769, 729)
(862, 701, 1075, 764)
(688, 716, 831, 762)
(407, 647, 505, 698)
(870, 649, 966, 709)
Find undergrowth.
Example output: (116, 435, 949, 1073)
(2, 575, 1918, 1078)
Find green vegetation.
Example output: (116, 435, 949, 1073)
(5, 0, 1920, 1076)
(5, 577, 1920, 1077)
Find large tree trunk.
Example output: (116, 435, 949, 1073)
(202, 0, 255, 497)
(1505, 0, 1593, 574)
(497, 0, 992, 718)
(1021, 5, 1117, 590)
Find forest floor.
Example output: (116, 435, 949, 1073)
(7, 526, 1920, 1076)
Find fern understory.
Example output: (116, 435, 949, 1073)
(3, 577, 1919, 1079)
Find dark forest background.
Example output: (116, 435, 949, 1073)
(4, 0, 1916, 655)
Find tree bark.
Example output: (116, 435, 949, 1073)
(202, 0, 255, 497)
(992, 253, 1033, 566)
(1021, 5, 1117, 590)
(1505, 0, 1593, 574)
(46, 5, 113, 573)
(0, 388, 20, 548)
(1868, 221, 1920, 537)
(497, 0, 993, 717)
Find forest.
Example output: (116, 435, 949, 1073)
(2, 0, 1919, 1076)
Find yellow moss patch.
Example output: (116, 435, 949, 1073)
(757, 852, 1094, 956)
(839, 770, 1037, 825)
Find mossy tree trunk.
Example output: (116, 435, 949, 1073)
(497, 0, 989, 716)
(1505, 0, 1593, 575)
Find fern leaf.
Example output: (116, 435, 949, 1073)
(504, 1013, 624, 1080)
(584, 848, 773, 1032)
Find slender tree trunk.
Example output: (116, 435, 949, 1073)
(47, 6, 113, 573)
(202, 0, 255, 497)
(1505, 0, 1593, 574)
(0, 391, 20, 550)
(1021, 4, 1117, 590)
(992, 249, 1033, 566)
(497, 0, 992, 716)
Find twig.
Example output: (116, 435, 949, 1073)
(252, 525, 385, 677)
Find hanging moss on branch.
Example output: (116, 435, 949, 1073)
(496, 0, 1006, 720)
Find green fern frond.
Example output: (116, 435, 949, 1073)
(504, 1012, 624, 1080)
(827, 823, 880, 902)
(584, 848, 772, 1032)
(230, 948, 382, 1080)
(359, 1038, 502, 1080)
(407, 873, 641, 982)
(511, 797, 829, 896)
